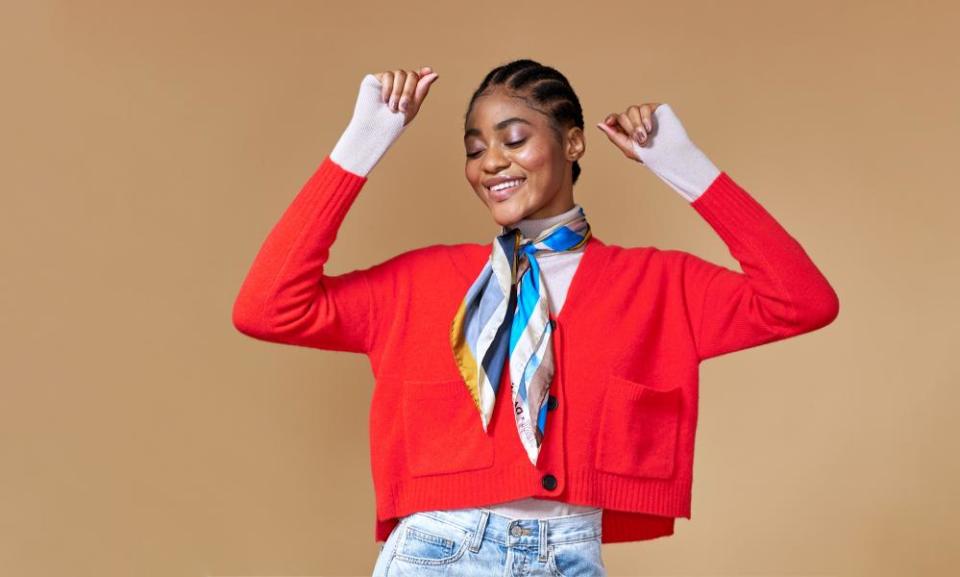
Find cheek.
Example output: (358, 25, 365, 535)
(465, 164, 485, 200)
(513, 147, 546, 170)
(513, 143, 555, 176)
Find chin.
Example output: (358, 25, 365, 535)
(485, 191, 536, 228)
(488, 204, 525, 229)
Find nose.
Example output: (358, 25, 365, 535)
(481, 145, 510, 174)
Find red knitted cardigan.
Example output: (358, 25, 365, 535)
(232, 155, 840, 543)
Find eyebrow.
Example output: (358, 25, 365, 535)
(464, 117, 532, 139)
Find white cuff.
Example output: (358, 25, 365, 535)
(329, 73, 408, 177)
(631, 103, 721, 202)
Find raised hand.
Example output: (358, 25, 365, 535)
(595, 102, 661, 164)
(595, 102, 721, 202)
(375, 67, 440, 127)
(330, 66, 439, 177)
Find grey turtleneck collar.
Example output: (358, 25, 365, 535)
(509, 203, 584, 241)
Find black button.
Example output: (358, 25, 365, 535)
(541, 473, 557, 491)
(547, 395, 558, 411)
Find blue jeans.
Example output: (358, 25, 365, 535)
(371, 507, 605, 576)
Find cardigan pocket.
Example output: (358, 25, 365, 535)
(401, 378, 496, 477)
(594, 375, 682, 480)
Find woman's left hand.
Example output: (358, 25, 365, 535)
(595, 103, 661, 164)
(595, 101, 721, 202)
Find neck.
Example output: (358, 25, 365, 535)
(508, 203, 584, 240)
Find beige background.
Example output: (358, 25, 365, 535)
(2, 0, 957, 576)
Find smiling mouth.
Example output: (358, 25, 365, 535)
(487, 178, 526, 201)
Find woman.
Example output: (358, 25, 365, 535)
(233, 59, 839, 576)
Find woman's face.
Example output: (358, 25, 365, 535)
(464, 88, 584, 228)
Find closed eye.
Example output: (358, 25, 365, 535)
(465, 139, 526, 159)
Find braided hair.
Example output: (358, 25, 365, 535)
(465, 59, 585, 185)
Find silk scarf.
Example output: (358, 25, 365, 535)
(449, 207, 591, 466)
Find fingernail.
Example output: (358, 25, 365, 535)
(399, 99, 407, 111)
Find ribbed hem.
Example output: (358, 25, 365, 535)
(376, 510, 676, 544)
(273, 155, 368, 255)
(302, 155, 368, 224)
(372, 465, 692, 543)
(690, 171, 781, 250)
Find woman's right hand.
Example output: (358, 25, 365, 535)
(374, 67, 439, 127)
(329, 67, 438, 177)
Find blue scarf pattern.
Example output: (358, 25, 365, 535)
(450, 207, 591, 465)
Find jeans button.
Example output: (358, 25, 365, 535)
(510, 525, 523, 537)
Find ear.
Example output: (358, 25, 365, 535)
(565, 126, 585, 162)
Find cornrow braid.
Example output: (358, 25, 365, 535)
(465, 59, 585, 185)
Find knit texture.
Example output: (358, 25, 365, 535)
(232, 157, 840, 543)
(329, 74, 407, 177)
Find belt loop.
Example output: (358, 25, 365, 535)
(469, 510, 490, 553)
(538, 519, 548, 562)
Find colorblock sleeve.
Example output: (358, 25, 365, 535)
(232, 73, 406, 356)
(680, 172, 840, 362)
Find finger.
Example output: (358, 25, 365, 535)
(596, 116, 633, 153)
(639, 104, 656, 133)
(399, 70, 418, 112)
(602, 113, 629, 134)
(413, 71, 439, 108)
(600, 113, 631, 141)
(378, 72, 393, 104)
(626, 106, 647, 145)
(601, 114, 620, 132)
(616, 112, 638, 144)
(389, 69, 405, 111)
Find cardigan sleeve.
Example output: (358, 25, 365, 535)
(679, 172, 840, 362)
(232, 73, 407, 355)
(232, 156, 384, 354)
(633, 104, 838, 361)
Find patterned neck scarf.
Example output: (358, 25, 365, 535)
(450, 206, 591, 466)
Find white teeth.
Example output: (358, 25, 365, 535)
(490, 178, 524, 192)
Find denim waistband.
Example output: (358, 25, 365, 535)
(404, 506, 602, 549)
